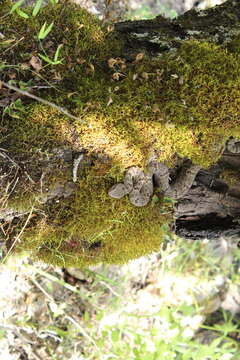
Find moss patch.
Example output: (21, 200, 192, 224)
(2, 3, 240, 167)
(221, 169, 240, 188)
(17, 164, 171, 267)
(1, 2, 240, 266)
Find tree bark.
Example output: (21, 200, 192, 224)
(115, 0, 240, 57)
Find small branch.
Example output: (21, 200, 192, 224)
(1, 81, 85, 123)
(65, 314, 99, 349)
(73, 154, 84, 183)
(29, 276, 54, 302)
(3, 36, 24, 55)
(98, 280, 122, 298)
(0, 149, 20, 168)
(1, 206, 34, 264)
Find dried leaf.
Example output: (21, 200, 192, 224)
(179, 76, 184, 85)
(135, 52, 145, 62)
(53, 72, 62, 80)
(67, 92, 77, 98)
(107, 96, 113, 106)
(112, 72, 124, 81)
(20, 62, 30, 70)
(108, 58, 117, 68)
(29, 56, 42, 72)
(116, 57, 125, 65)
(107, 25, 114, 33)
(8, 72, 16, 79)
(77, 57, 86, 64)
(85, 63, 95, 74)
(141, 72, 149, 80)
(152, 104, 160, 113)
(133, 73, 138, 81)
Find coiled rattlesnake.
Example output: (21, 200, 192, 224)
(108, 160, 201, 207)
(225, 138, 240, 154)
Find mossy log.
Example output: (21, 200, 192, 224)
(0, 0, 240, 267)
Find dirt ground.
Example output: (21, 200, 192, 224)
(1, 235, 239, 359)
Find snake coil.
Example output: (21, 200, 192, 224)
(108, 161, 201, 207)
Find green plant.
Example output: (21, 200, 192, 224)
(10, 0, 58, 66)
(3, 235, 239, 359)
(37, 21, 54, 40)
(3, 98, 26, 119)
(10, 0, 29, 19)
(38, 43, 63, 65)
(201, 311, 240, 338)
(32, 0, 43, 17)
(10, 0, 58, 18)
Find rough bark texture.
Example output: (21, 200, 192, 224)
(165, 151, 240, 240)
(115, 0, 240, 56)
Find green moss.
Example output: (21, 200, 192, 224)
(2, 3, 240, 167)
(226, 34, 240, 54)
(17, 164, 171, 267)
(2, 2, 240, 266)
(73, 40, 240, 168)
(221, 169, 240, 188)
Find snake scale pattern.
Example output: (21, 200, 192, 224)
(108, 160, 201, 207)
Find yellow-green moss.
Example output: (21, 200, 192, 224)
(2, 3, 240, 167)
(2, 2, 240, 266)
(17, 164, 171, 267)
(221, 169, 240, 188)
(226, 34, 240, 54)
(71, 40, 240, 168)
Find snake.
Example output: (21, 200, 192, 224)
(225, 137, 240, 154)
(108, 160, 201, 207)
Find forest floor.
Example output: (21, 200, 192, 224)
(0, 235, 240, 359)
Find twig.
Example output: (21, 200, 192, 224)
(3, 36, 24, 55)
(0, 224, 6, 236)
(26, 265, 102, 309)
(24, 171, 36, 184)
(1, 81, 85, 123)
(98, 280, 122, 298)
(39, 172, 45, 194)
(73, 154, 84, 182)
(1, 175, 19, 208)
(0, 324, 43, 360)
(65, 314, 99, 349)
(30, 71, 63, 93)
(1, 206, 34, 264)
(0, 324, 36, 345)
(29, 276, 54, 302)
(0, 149, 20, 168)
